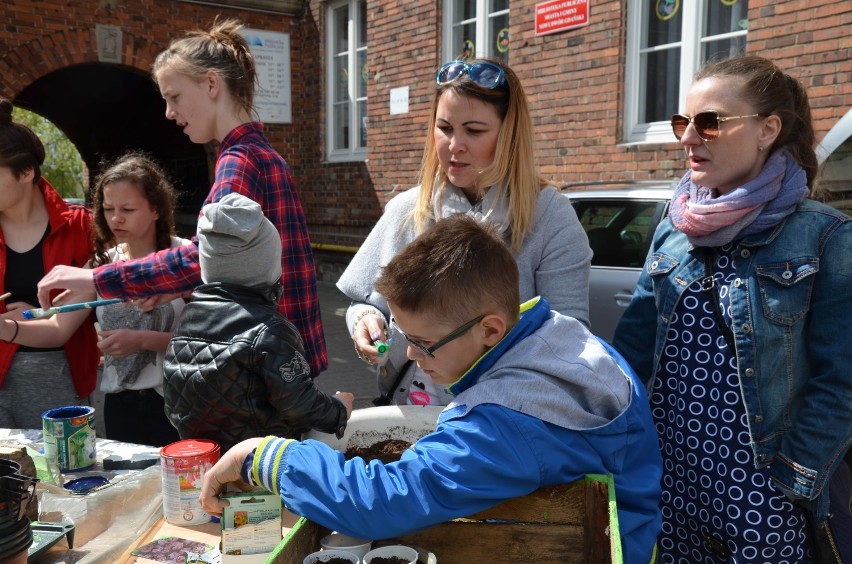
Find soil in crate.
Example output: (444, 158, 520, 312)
(344, 439, 411, 464)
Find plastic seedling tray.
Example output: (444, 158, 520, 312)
(28, 522, 75, 560)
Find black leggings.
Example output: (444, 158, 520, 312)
(104, 389, 180, 447)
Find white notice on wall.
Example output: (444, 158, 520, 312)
(96, 25, 122, 64)
(240, 28, 292, 124)
(390, 86, 409, 115)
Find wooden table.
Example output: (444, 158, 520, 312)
(117, 510, 302, 563)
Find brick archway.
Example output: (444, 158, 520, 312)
(1, 29, 209, 230)
(0, 28, 164, 100)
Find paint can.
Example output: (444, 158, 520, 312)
(159, 439, 220, 525)
(42, 406, 97, 472)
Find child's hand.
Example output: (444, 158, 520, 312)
(198, 437, 265, 516)
(335, 391, 355, 419)
(97, 329, 141, 358)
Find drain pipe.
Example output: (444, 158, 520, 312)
(312, 243, 360, 254)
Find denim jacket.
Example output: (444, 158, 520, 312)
(614, 199, 852, 525)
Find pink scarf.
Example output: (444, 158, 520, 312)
(669, 149, 808, 247)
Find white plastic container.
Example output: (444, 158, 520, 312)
(303, 405, 443, 451)
(302, 549, 360, 564)
(363, 545, 419, 564)
(320, 532, 372, 559)
(304, 406, 442, 564)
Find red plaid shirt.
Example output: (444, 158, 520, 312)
(94, 122, 327, 374)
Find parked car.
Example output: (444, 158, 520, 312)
(564, 178, 852, 342)
(561, 181, 676, 342)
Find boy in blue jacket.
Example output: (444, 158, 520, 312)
(199, 215, 662, 561)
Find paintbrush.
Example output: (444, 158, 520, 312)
(22, 298, 124, 319)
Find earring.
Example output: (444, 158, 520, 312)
(758, 145, 765, 151)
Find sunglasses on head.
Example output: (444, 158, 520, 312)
(436, 60, 507, 90)
(670, 111, 762, 141)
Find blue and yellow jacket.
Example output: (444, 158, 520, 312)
(248, 298, 662, 562)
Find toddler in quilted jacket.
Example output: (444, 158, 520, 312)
(162, 192, 353, 451)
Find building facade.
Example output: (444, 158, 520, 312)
(1, 0, 850, 278)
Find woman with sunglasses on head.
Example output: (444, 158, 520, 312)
(36, 19, 327, 377)
(338, 59, 592, 406)
(614, 55, 852, 563)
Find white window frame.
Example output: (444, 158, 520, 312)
(624, 1, 748, 145)
(442, 0, 510, 62)
(325, 0, 367, 162)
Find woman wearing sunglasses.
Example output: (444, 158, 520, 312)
(338, 59, 591, 407)
(614, 55, 852, 562)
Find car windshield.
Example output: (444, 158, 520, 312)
(573, 200, 666, 268)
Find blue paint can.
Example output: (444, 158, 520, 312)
(42, 406, 97, 472)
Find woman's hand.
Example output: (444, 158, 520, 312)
(352, 311, 388, 366)
(97, 329, 142, 359)
(37, 266, 96, 309)
(198, 437, 265, 516)
(1, 301, 37, 321)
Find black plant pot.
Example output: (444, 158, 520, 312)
(0, 517, 32, 561)
(0, 457, 36, 559)
(0, 478, 36, 522)
(0, 458, 21, 478)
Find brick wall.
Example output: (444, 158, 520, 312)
(2, 0, 850, 279)
(304, 0, 850, 271)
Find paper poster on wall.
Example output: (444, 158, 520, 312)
(96, 24, 123, 64)
(240, 28, 292, 124)
(390, 86, 409, 115)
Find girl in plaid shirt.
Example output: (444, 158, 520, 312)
(37, 19, 327, 376)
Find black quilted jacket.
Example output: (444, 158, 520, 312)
(163, 282, 346, 452)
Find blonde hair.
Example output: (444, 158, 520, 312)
(152, 18, 256, 115)
(411, 59, 546, 252)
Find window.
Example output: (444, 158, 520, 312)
(326, 0, 367, 162)
(817, 109, 852, 214)
(624, 0, 749, 144)
(573, 200, 667, 268)
(443, 0, 510, 64)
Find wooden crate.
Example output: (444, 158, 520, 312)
(266, 474, 622, 564)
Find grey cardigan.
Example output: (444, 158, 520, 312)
(337, 185, 592, 403)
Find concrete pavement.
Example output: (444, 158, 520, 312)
(311, 280, 381, 410)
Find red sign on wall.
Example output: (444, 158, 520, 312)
(534, 0, 590, 36)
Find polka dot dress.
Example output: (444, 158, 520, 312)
(652, 244, 812, 563)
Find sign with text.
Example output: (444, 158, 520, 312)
(389, 86, 409, 115)
(240, 28, 292, 124)
(535, 0, 590, 36)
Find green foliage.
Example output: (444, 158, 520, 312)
(11, 107, 85, 199)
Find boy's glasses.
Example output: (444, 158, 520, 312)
(436, 61, 507, 90)
(670, 111, 762, 141)
(391, 314, 486, 358)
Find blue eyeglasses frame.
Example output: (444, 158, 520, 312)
(436, 60, 507, 90)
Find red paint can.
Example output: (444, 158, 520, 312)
(159, 439, 220, 525)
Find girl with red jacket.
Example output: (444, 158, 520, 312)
(0, 98, 98, 429)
